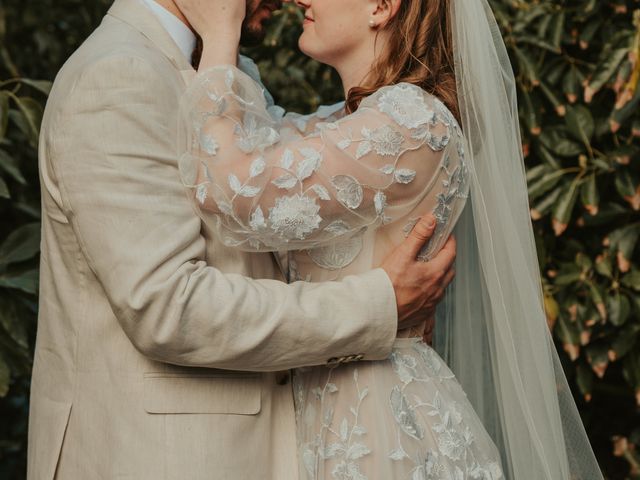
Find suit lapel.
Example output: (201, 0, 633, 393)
(107, 0, 195, 73)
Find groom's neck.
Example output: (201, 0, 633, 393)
(153, 0, 192, 29)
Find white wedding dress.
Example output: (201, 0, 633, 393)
(178, 65, 505, 480)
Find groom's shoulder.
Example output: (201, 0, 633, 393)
(52, 16, 170, 96)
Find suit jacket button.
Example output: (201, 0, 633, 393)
(326, 357, 341, 367)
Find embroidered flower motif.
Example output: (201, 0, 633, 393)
(378, 84, 435, 129)
(268, 193, 322, 240)
(356, 125, 405, 159)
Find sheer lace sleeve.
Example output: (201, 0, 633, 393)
(178, 65, 468, 257)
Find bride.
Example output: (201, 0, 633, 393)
(175, 0, 604, 478)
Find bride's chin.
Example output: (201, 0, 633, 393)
(298, 37, 329, 66)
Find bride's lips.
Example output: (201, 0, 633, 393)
(303, 15, 314, 25)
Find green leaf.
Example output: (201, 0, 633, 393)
(0, 297, 28, 350)
(19, 78, 52, 95)
(566, 105, 595, 145)
(607, 291, 631, 326)
(530, 185, 562, 220)
(0, 269, 38, 294)
(552, 179, 581, 235)
(528, 170, 565, 200)
(576, 362, 594, 401)
(584, 48, 628, 102)
(10, 95, 43, 147)
(0, 176, 8, 199)
(0, 223, 41, 266)
(513, 46, 540, 86)
(549, 12, 565, 50)
(0, 149, 26, 185)
(610, 324, 639, 360)
(539, 129, 584, 157)
(580, 173, 599, 215)
(0, 91, 8, 139)
(562, 66, 581, 104)
(526, 164, 550, 183)
(609, 223, 640, 272)
(621, 269, 640, 291)
(540, 81, 566, 116)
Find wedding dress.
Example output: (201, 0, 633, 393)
(178, 66, 506, 479)
(178, 1, 606, 477)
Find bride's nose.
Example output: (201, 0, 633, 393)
(295, 0, 311, 7)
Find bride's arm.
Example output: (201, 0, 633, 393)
(178, 65, 466, 253)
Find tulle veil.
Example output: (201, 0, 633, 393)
(433, 0, 604, 477)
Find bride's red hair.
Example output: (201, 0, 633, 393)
(346, 0, 459, 124)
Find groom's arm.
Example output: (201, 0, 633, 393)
(45, 53, 400, 371)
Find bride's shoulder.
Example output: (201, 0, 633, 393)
(360, 82, 461, 134)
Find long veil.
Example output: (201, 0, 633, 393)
(432, 0, 605, 478)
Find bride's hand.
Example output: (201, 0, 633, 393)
(175, 0, 246, 58)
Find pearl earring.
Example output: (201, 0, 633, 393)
(368, 18, 376, 28)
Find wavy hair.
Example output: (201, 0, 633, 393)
(346, 0, 459, 124)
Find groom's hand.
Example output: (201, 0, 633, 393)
(380, 214, 456, 332)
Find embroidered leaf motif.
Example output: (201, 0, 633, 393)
(390, 385, 424, 440)
(324, 220, 351, 235)
(249, 206, 266, 231)
(389, 448, 408, 461)
(228, 174, 242, 193)
(239, 185, 260, 198)
(331, 175, 363, 209)
(346, 443, 371, 461)
(374, 191, 387, 216)
(195, 184, 208, 205)
(355, 141, 372, 160)
(249, 157, 266, 177)
(281, 149, 295, 170)
(352, 425, 366, 436)
(217, 200, 233, 215)
(337, 138, 352, 150)
(272, 174, 298, 190)
(324, 443, 345, 458)
(199, 133, 218, 155)
(312, 184, 331, 201)
(394, 168, 417, 184)
(340, 418, 349, 442)
(297, 149, 322, 181)
(380, 164, 396, 175)
(327, 383, 339, 393)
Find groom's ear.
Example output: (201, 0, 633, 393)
(371, 0, 402, 28)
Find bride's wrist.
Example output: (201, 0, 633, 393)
(199, 40, 240, 70)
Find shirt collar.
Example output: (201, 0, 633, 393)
(140, 0, 196, 62)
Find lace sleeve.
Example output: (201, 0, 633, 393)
(178, 65, 467, 255)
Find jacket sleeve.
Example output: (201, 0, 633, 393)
(46, 54, 398, 371)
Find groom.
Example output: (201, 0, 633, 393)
(28, 0, 458, 478)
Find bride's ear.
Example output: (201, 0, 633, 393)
(370, 0, 402, 28)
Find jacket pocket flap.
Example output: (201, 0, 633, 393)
(143, 373, 262, 415)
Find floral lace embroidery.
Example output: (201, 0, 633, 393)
(300, 368, 372, 480)
(296, 340, 504, 480)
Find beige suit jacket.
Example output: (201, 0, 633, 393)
(27, 1, 398, 478)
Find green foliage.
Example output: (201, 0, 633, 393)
(1, 0, 639, 478)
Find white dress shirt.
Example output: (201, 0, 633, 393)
(141, 0, 196, 61)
